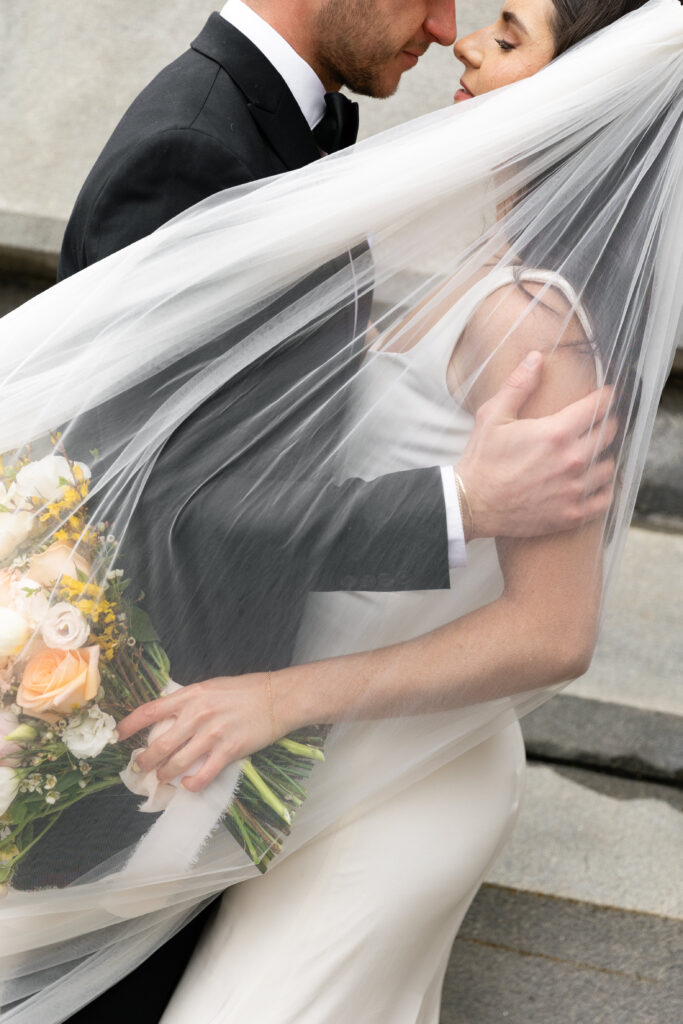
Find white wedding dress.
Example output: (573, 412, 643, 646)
(161, 267, 595, 1023)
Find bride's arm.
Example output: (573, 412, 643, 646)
(275, 282, 606, 724)
(119, 283, 610, 790)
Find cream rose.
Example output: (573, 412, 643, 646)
(18, 646, 100, 717)
(12, 456, 91, 505)
(0, 607, 31, 657)
(62, 705, 117, 760)
(0, 511, 35, 560)
(28, 543, 92, 588)
(41, 603, 90, 650)
(0, 767, 19, 816)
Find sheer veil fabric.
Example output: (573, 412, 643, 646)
(0, 1, 681, 1018)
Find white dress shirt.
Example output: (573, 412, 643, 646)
(220, 0, 466, 568)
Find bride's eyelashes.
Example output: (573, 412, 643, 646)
(495, 38, 518, 52)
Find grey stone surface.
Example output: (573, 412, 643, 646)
(442, 884, 683, 1024)
(522, 694, 683, 785)
(636, 387, 683, 525)
(567, 527, 683, 717)
(484, 763, 683, 918)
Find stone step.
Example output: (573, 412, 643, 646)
(439, 761, 683, 1022)
(567, 526, 682, 717)
(442, 884, 683, 1024)
(522, 694, 682, 786)
(485, 763, 682, 918)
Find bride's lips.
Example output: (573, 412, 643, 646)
(454, 80, 474, 103)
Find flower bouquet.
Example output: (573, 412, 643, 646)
(0, 448, 327, 891)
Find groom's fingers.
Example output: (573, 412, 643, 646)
(546, 387, 614, 445)
(582, 456, 617, 496)
(483, 350, 544, 421)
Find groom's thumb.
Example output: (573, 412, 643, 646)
(489, 351, 543, 421)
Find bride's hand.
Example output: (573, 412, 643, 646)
(116, 675, 282, 792)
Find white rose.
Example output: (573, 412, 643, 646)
(0, 511, 35, 560)
(41, 603, 90, 649)
(62, 705, 117, 760)
(13, 456, 91, 505)
(0, 766, 19, 815)
(0, 607, 31, 657)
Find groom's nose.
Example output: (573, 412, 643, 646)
(424, 0, 457, 46)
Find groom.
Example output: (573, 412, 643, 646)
(56, 2, 616, 1021)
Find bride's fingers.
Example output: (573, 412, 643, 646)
(117, 689, 189, 742)
(134, 718, 198, 774)
(154, 732, 213, 784)
(181, 745, 236, 792)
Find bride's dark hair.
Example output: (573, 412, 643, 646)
(550, 0, 651, 55)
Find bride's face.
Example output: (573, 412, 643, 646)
(453, 0, 556, 103)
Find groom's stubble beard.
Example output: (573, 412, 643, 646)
(313, 0, 424, 98)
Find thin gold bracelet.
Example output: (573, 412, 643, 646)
(454, 471, 475, 540)
(266, 670, 277, 746)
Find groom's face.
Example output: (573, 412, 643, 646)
(313, 0, 457, 98)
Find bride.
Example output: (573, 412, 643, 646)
(0, 1, 680, 1022)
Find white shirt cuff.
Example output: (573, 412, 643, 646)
(440, 466, 467, 569)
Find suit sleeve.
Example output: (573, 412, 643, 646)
(78, 128, 253, 267)
(192, 463, 452, 594)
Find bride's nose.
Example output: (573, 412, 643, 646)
(453, 29, 483, 68)
(424, 0, 457, 47)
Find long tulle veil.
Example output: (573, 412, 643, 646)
(0, 0, 681, 1018)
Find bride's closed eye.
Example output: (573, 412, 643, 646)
(495, 38, 517, 52)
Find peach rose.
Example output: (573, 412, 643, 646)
(17, 646, 100, 717)
(28, 543, 92, 588)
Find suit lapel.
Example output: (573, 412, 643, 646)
(191, 14, 321, 171)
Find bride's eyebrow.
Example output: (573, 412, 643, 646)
(502, 10, 530, 36)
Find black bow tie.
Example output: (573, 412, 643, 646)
(313, 92, 360, 154)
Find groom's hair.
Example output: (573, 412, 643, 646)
(549, 0, 651, 57)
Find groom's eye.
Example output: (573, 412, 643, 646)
(495, 38, 517, 52)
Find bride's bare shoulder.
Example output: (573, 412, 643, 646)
(450, 274, 597, 416)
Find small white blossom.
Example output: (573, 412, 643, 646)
(43, 775, 57, 791)
(62, 705, 117, 760)
(45, 791, 60, 805)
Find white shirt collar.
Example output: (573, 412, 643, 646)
(220, 0, 327, 129)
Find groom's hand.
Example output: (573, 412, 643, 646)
(455, 351, 617, 540)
